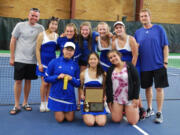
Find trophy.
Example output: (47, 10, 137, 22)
(63, 76, 68, 90)
(84, 101, 90, 112)
(84, 87, 104, 112)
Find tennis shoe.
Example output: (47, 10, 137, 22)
(45, 102, 50, 112)
(146, 108, 154, 117)
(40, 102, 46, 112)
(154, 112, 163, 123)
(139, 107, 146, 120)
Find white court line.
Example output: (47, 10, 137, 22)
(133, 125, 149, 135)
(123, 117, 149, 135)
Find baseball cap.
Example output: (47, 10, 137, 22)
(113, 21, 125, 27)
(64, 42, 76, 50)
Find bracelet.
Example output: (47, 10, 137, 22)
(164, 62, 168, 65)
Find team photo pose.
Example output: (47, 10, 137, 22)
(106, 50, 140, 125)
(80, 52, 107, 126)
(44, 42, 80, 122)
(36, 17, 59, 112)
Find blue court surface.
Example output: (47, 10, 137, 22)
(1, 56, 180, 135)
(0, 100, 180, 135)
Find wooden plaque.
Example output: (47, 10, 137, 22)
(84, 87, 104, 112)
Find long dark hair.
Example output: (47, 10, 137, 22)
(87, 52, 104, 78)
(46, 16, 59, 30)
(107, 49, 122, 64)
(79, 22, 92, 50)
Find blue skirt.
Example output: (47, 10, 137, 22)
(80, 100, 107, 116)
(48, 96, 77, 112)
(36, 66, 47, 77)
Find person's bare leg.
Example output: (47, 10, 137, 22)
(111, 103, 123, 122)
(23, 80, 31, 106)
(14, 80, 23, 108)
(65, 111, 75, 122)
(125, 105, 139, 125)
(138, 96, 143, 108)
(54, 112, 65, 122)
(40, 77, 47, 102)
(95, 115, 107, 126)
(145, 87, 153, 109)
(83, 114, 95, 126)
(45, 83, 50, 102)
(156, 88, 164, 112)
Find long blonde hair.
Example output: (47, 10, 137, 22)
(97, 22, 111, 46)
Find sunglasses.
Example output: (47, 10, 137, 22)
(30, 8, 40, 13)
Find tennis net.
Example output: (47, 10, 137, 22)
(0, 53, 180, 105)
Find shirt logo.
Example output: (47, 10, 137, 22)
(145, 31, 149, 34)
(71, 66, 73, 70)
(58, 66, 62, 69)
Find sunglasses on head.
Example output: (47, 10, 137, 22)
(30, 8, 40, 13)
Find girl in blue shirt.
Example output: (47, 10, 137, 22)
(78, 21, 99, 71)
(44, 42, 80, 122)
(57, 23, 81, 63)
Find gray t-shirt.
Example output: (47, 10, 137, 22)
(12, 21, 44, 64)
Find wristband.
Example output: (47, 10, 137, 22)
(164, 62, 168, 65)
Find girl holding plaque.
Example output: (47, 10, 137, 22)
(44, 42, 80, 123)
(80, 52, 107, 126)
(106, 50, 140, 125)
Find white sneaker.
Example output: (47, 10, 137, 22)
(40, 102, 46, 112)
(104, 102, 111, 113)
(45, 102, 50, 112)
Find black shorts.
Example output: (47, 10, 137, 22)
(14, 62, 38, 80)
(140, 67, 169, 89)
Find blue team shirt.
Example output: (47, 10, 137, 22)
(44, 56, 80, 101)
(135, 24, 169, 71)
(79, 31, 99, 62)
